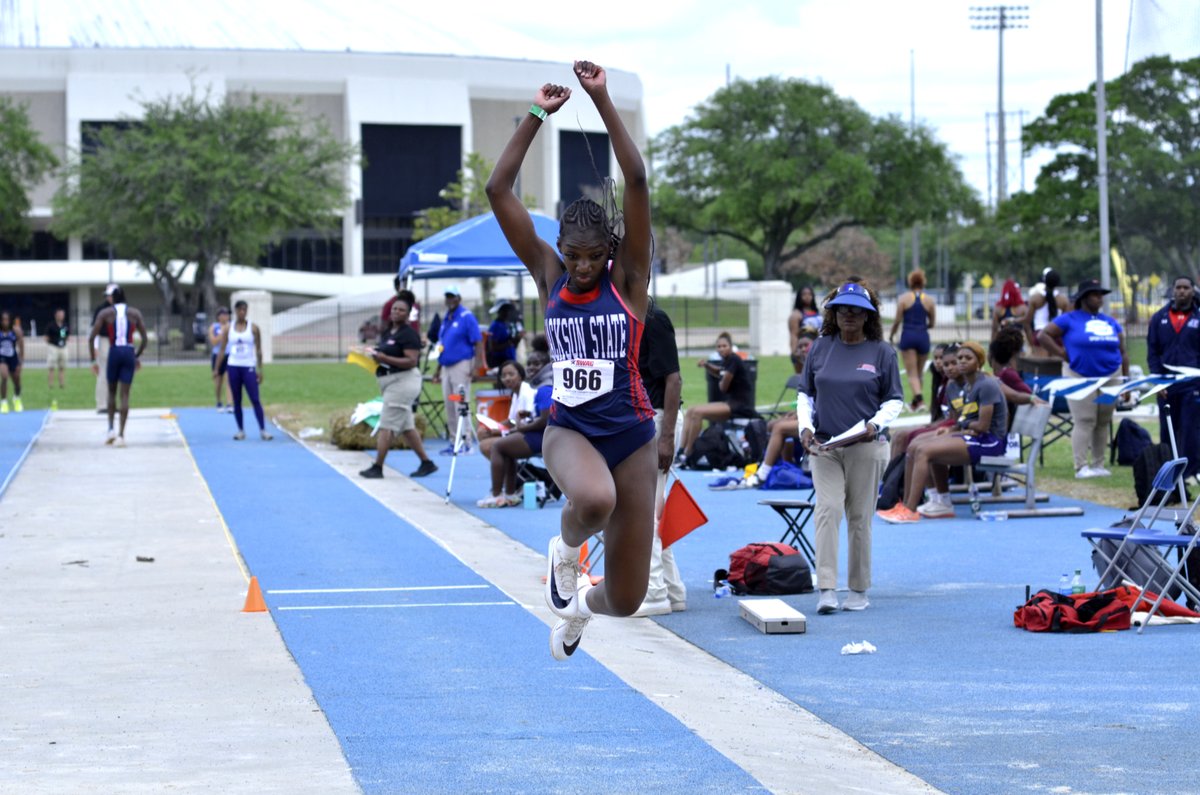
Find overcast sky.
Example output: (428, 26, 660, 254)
(7, 0, 1199, 204)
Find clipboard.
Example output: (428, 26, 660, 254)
(817, 420, 871, 452)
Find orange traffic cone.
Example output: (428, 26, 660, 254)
(242, 576, 267, 613)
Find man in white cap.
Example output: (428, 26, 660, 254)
(92, 284, 118, 412)
(436, 286, 483, 453)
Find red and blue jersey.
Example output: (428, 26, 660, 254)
(544, 270, 654, 435)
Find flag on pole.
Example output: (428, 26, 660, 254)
(660, 478, 708, 549)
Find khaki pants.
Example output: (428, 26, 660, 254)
(94, 337, 110, 410)
(440, 359, 474, 443)
(646, 409, 686, 606)
(810, 439, 889, 593)
(1063, 363, 1120, 471)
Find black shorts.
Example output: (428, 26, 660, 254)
(211, 353, 227, 376)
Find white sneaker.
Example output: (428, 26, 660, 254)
(1076, 466, 1099, 479)
(817, 589, 839, 615)
(1090, 466, 1112, 478)
(842, 590, 870, 611)
(114, 436, 126, 448)
(550, 613, 592, 660)
(545, 537, 582, 618)
(917, 500, 956, 518)
(105, 429, 117, 445)
(632, 598, 671, 617)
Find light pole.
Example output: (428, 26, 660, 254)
(970, 5, 1028, 206)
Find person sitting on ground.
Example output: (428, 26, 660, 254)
(877, 341, 1007, 523)
(677, 331, 758, 464)
(476, 359, 536, 459)
(991, 279, 1027, 340)
(477, 351, 554, 508)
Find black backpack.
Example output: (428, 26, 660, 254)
(742, 418, 769, 465)
(876, 453, 906, 510)
(1111, 418, 1153, 466)
(1133, 442, 1189, 507)
(684, 423, 744, 471)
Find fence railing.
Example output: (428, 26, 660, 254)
(11, 299, 1148, 366)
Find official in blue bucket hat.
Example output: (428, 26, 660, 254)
(799, 279, 904, 615)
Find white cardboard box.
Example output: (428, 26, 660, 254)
(738, 598, 807, 634)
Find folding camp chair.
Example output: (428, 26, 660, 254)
(1021, 374, 1074, 465)
(1124, 515, 1200, 632)
(1083, 457, 1192, 601)
(974, 403, 1084, 517)
(759, 373, 805, 419)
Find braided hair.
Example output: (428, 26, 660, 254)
(559, 196, 619, 258)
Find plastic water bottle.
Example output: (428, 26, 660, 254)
(1059, 573, 1071, 596)
(968, 484, 981, 517)
(713, 580, 732, 599)
(979, 510, 1008, 521)
(522, 480, 538, 510)
(1070, 569, 1085, 595)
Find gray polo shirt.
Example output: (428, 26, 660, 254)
(802, 335, 903, 440)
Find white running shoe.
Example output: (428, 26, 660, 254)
(114, 436, 126, 448)
(817, 589, 839, 615)
(105, 429, 117, 445)
(1075, 466, 1099, 479)
(545, 537, 582, 618)
(917, 500, 956, 518)
(842, 590, 870, 611)
(550, 613, 592, 660)
(1090, 466, 1112, 478)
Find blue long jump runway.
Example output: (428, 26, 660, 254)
(0, 409, 47, 500)
(176, 409, 765, 794)
(407, 448, 1200, 795)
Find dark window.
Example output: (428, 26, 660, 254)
(259, 226, 344, 274)
(559, 130, 610, 212)
(360, 124, 461, 275)
(0, 290, 71, 332)
(0, 231, 69, 261)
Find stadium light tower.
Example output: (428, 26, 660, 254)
(970, 5, 1028, 206)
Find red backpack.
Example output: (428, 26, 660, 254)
(1014, 589, 1132, 633)
(725, 543, 813, 596)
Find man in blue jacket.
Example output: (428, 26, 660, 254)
(1147, 276, 1200, 475)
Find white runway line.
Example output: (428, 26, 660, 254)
(277, 600, 517, 611)
(268, 584, 491, 594)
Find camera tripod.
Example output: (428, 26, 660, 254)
(444, 385, 478, 504)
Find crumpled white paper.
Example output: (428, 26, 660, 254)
(840, 640, 878, 655)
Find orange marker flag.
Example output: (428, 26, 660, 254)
(659, 478, 708, 549)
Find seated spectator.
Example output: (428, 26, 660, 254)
(477, 360, 535, 459)
(477, 351, 553, 508)
(877, 341, 1007, 523)
(358, 318, 380, 344)
(677, 332, 757, 464)
(888, 343, 964, 461)
(988, 325, 1041, 431)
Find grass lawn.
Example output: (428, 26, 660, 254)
(17, 334, 1156, 511)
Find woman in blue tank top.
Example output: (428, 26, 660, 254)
(888, 269, 936, 412)
(489, 60, 656, 661)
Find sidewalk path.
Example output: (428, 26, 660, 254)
(0, 409, 357, 794)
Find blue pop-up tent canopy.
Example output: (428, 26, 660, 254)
(397, 211, 560, 281)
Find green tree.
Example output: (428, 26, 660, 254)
(650, 76, 977, 281)
(0, 98, 59, 247)
(1022, 55, 1200, 277)
(53, 87, 358, 317)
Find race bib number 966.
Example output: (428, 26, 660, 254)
(551, 359, 615, 408)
